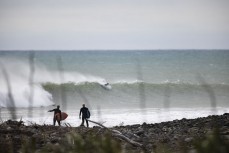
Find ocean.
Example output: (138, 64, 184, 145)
(0, 50, 229, 127)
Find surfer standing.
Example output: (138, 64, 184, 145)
(79, 104, 90, 127)
(48, 105, 61, 126)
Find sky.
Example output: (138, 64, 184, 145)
(0, 0, 229, 50)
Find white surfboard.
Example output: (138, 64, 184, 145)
(100, 82, 112, 90)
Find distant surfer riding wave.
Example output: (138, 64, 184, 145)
(99, 81, 112, 90)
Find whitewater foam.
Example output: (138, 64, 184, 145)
(0, 58, 110, 108)
(1, 107, 228, 127)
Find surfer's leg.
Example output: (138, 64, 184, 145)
(86, 119, 89, 127)
(81, 118, 85, 126)
(57, 120, 61, 126)
(53, 117, 56, 126)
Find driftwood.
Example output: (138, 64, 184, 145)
(87, 119, 109, 129)
(113, 133, 143, 147)
(64, 123, 72, 127)
(87, 119, 143, 147)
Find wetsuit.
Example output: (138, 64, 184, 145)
(79, 107, 90, 127)
(49, 108, 61, 126)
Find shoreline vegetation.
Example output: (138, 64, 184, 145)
(0, 113, 228, 153)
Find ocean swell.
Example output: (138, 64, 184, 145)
(41, 81, 229, 109)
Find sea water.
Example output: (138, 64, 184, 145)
(0, 50, 229, 127)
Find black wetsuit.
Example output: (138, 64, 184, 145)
(79, 107, 90, 127)
(49, 108, 61, 126)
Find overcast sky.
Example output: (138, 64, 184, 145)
(0, 0, 229, 50)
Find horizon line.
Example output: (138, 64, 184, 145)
(0, 49, 229, 51)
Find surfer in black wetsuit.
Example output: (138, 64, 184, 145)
(48, 105, 61, 126)
(79, 104, 90, 127)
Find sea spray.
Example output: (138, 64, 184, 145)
(0, 57, 109, 108)
(0, 58, 53, 107)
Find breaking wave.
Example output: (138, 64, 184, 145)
(42, 81, 229, 92)
(0, 58, 109, 108)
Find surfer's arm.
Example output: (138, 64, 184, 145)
(48, 109, 54, 112)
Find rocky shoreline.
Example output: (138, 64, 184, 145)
(0, 113, 229, 153)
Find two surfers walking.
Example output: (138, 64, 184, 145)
(48, 104, 90, 127)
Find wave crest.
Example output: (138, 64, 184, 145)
(42, 81, 229, 92)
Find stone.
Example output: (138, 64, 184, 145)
(184, 137, 193, 143)
(7, 127, 12, 130)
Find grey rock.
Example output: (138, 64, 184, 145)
(185, 137, 194, 143)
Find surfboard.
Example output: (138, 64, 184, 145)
(55, 112, 68, 121)
(100, 83, 112, 90)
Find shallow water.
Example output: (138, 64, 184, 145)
(1, 107, 228, 127)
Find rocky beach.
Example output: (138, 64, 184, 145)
(0, 113, 229, 153)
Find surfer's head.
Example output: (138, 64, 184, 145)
(82, 104, 85, 107)
(57, 105, 60, 109)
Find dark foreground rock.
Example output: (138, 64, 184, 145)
(0, 113, 229, 153)
(113, 113, 229, 152)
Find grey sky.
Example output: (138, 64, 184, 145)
(0, 0, 229, 50)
